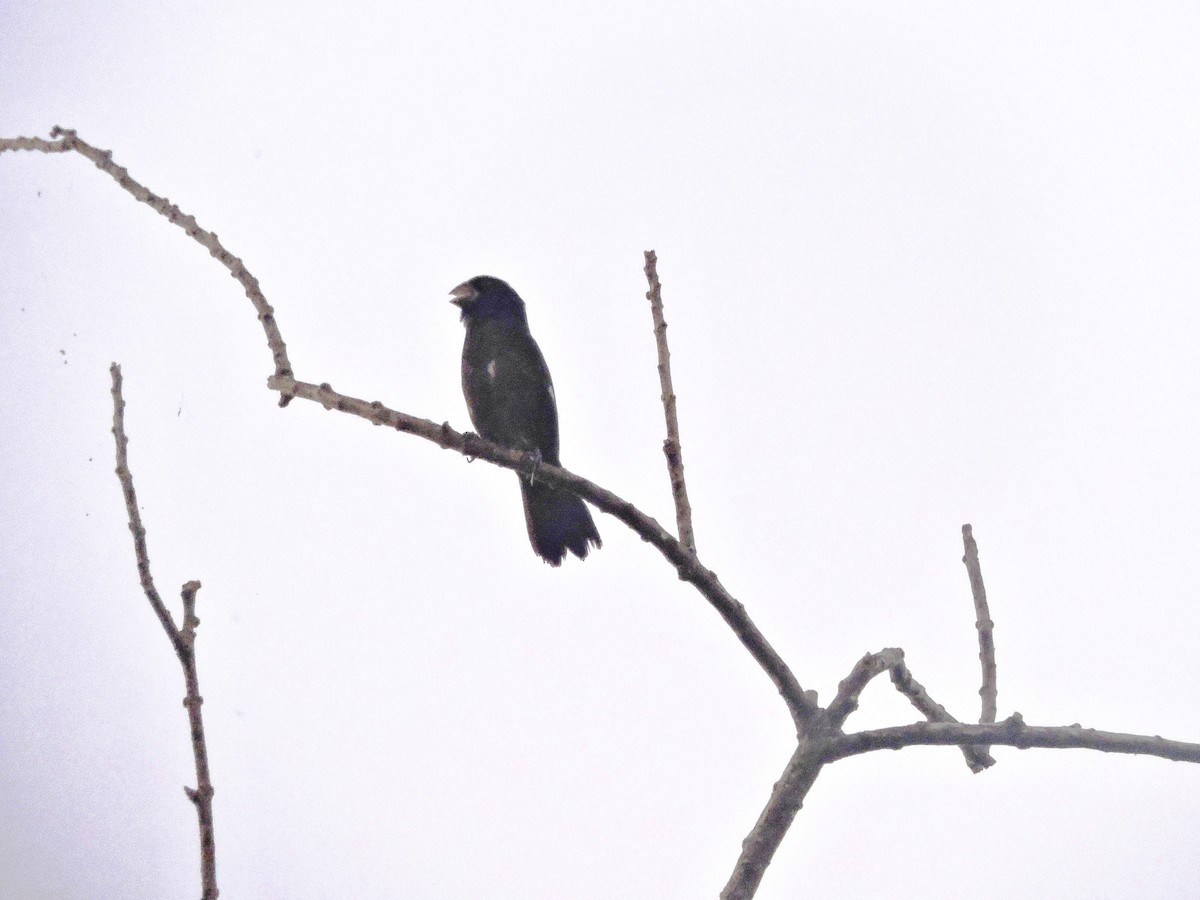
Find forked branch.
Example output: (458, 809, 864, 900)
(4, 129, 1198, 900)
(110, 363, 218, 900)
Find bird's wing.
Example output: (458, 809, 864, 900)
(463, 326, 561, 461)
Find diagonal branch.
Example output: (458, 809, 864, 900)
(826, 648, 905, 729)
(889, 660, 995, 772)
(111, 363, 219, 900)
(6, 127, 816, 735)
(268, 375, 822, 735)
(643, 250, 697, 555)
(721, 733, 830, 900)
(728, 648, 925, 899)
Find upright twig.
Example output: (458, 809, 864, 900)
(962, 525, 998, 728)
(110, 363, 218, 900)
(643, 250, 697, 556)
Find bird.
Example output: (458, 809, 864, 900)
(450, 275, 601, 566)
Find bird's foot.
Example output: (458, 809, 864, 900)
(526, 448, 543, 485)
(461, 430, 482, 463)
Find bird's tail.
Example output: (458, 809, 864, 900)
(519, 476, 602, 566)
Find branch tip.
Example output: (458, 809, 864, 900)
(961, 525, 998, 741)
(642, 250, 697, 556)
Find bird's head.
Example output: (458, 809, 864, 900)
(450, 275, 527, 323)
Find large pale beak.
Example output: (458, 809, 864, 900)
(449, 282, 477, 306)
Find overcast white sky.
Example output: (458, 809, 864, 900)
(3, 3, 1199, 898)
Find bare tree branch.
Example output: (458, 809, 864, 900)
(962, 524, 998, 730)
(826, 648, 905, 728)
(110, 363, 219, 900)
(266, 374, 821, 734)
(825, 649, 993, 771)
(2, 128, 294, 404)
(889, 660, 995, 772)
(643, 250, 697, 555)
(8, 128, 1200, 900)
(721, 734, 829, 900)
(826, 717, 1200, 765)
(2, 131, 817, 735)
(110, 364, 184, 652)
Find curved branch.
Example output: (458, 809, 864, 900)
(268, 375, 821, 735)
(826, 648, 904, 728)
(3, 127, 820, 738)
(1, 127, 294, 403)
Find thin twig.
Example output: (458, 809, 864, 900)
(643, 251, 697, 556)
(826, 648, 905, 729)
(962, 524, 997, 765)
(110, 364, 182, 653)
(2, 129, 293, 404)
(890, 660, 995, 772)
(111, 364, 218, 899)
(828, 651, 993, 771)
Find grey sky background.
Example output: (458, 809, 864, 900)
(3, 3, 1199, 898)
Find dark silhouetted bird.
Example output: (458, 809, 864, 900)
(450, 275, 601, 566)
